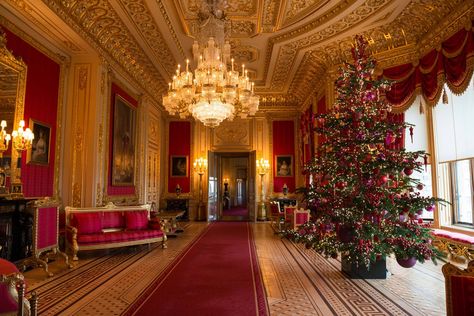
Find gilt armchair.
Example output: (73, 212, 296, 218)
(442, 260, 474, 315)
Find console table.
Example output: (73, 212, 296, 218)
(0, 198, 35, 262)
(273, 198, 297, 211)
(165, 198, 189, 221)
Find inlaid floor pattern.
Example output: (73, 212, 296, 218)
(23, 222, 446, 315)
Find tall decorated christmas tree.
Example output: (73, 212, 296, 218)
(286, 36, 440, 277)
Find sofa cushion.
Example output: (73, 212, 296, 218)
(102, 211, 124, 229)
(125, 210, 149, 230)
(74, 212, 103, 234)
(77, 229, 164, 245)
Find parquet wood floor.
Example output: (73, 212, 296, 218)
(22, 222, 448, 315)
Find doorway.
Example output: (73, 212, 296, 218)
(207, 151, 256, 221)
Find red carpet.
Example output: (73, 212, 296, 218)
(125, 222, 268, 316)
(223, 206, 248, 217)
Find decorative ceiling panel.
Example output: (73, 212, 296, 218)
(2, 0, 471, 111)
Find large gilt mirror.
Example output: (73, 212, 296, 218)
(0, 29, 27, 186)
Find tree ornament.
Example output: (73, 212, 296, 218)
(403, 167, 413, 176)
(409, 126, 414, 143)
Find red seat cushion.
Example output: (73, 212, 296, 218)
(73, 212, 103, 234)
(432, 229, 474, 245)
(102, 211, 124, 229)
(77, 230, 164, 245)
(125, 211, 149, 230)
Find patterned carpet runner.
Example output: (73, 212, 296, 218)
(125, 222, 268, 316)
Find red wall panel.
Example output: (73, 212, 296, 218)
(107, 83, 137, 196)
(168, 121, 191, 193)
(4, 28, 59, 197)
(273, 120, 295, 192)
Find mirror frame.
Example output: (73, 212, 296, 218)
(0, 29, 28, 184)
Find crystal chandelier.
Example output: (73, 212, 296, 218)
(162, 1, 259, 128)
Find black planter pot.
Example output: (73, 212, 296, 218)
(341, 255, 387, 279)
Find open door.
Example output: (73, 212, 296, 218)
(207, 151, 218, 221)
(248, 150, 256, 221)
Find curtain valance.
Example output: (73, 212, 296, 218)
(383, 22, 474, 113)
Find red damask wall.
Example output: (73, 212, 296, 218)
(107, 83, 137, 196)
(4, 28, 59, 197)
(168, 121, 191, 193)
(273, 120, 295, 192)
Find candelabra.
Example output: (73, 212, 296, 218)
(193, 157, 207, 221)
(256, 158, 270, 221)
(11, 120, 34, 196)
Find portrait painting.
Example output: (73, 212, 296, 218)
(27, 119, 51, 165)
(171, 156, 188, 177)
(112, 95, 136, 186)
(275, 155, 293, 177)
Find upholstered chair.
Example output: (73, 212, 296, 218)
(442, 260, 474, 316)
(291, 209, 311, 230)
(0, 256, 38, 316)
(268, 202, 284, 231)
(283, 205, 298, 229)
(21, 199, 70, 277)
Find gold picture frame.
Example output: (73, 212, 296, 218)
(170, 155, 188, 177)
(275, 155, 293, 177)
(27, 119, 51, 165)
(112, 95, 136, 186)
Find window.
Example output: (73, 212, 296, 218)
(434, 78, 474, 227)
(412, 165, 434, 219)
(405, 96, 433, 219)
(452, 159, 473, 225)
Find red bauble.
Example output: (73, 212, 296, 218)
(416, 183, 424, 190)
(397, 257, 417, 268)
(404, 168, 413, 176)
(379, 175, 388, 184)
(336, 181, 347, 189)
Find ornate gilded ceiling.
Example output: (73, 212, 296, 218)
(1, 0, 473, 110)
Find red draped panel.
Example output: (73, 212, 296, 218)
(4, 28, 58, 198)
(316, 96, 327, 146)
(384, 64, 417, 107)
(168, 121, 191, 193)
(273, 121, 295, 192)
(383, 22, 474, 110)
(107, 83, 137, 196)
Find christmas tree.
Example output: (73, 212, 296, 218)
(286, 36, 441, 268)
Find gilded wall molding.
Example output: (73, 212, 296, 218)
(117, 0, 178, 77)
(41, 0, 168, 105)
(212, 119, 252, 151)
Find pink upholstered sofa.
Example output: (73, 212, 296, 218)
(65, 203, 167, 260)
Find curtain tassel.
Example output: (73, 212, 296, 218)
(419, 99, 425, 114)
(442, 88, 448, 104)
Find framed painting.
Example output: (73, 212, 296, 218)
(170, 156, 188, 177)
(112, 95, 136, 186)
(27, 119, 51, 165)
(275, 155, 293, 177)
